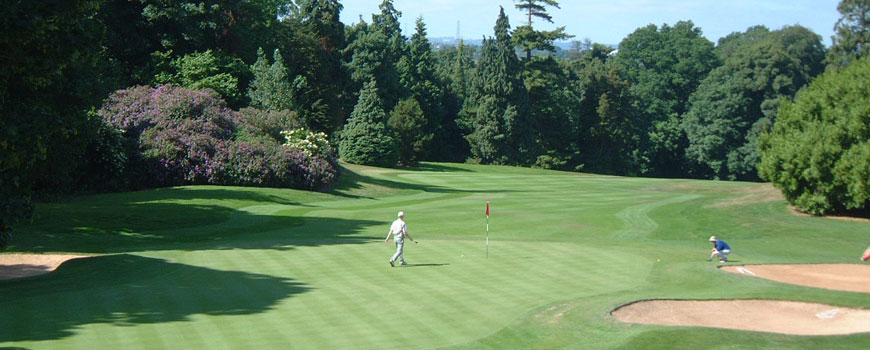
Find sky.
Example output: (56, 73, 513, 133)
(338, 0, 842, 46)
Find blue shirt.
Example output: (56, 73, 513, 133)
(715, 240, 730, 251)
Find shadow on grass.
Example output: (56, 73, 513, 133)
(14, 197, 382, 254)
(120, 186, 306, 206)
(329, 165, 455, 198)
(0, 254, 305, 343)
(330, 164, 506, 199)
(400, 163, 473, 172)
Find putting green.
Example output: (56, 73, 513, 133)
(1, 163, 869, 349)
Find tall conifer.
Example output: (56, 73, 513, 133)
(462, 7, 536, 165)
(339, 80, 398, 167)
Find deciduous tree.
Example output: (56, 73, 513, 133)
(759, 57, 870, 215)
(614, 21, 718, 177)
(683, 26, 825, 180)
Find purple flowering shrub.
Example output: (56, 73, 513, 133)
(99, 85, 337, 190)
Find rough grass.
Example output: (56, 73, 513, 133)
(2, 162, 868, 349)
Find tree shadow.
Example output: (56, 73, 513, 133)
(0, 264, 54, 279)
(14, 198, 382, 254)
(0, 254, 306, 342)
(330, 164, 504, 199)
(399, 163, 473, 172)
(329, 165, 456, 198)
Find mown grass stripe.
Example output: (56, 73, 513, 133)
(5, 163, 870, 349)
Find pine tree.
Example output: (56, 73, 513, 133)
(345, 1, 406, 113)
(292, 0, 349, 132)
(398, 17, 444, 159)
(388, 97, 431, 166)
(432, 40, 475, 162)
(339, 80, 398, 167)
(248, 48, 294, 112)
(512, 0, 573, 60)
(461, 7, 536, 165)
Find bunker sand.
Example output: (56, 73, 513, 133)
(613, 299, 870, 335)
(721, 264, 870, 293)
(0, 254, 88, 280)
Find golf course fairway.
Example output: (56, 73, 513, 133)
(1, 162, 868, 349)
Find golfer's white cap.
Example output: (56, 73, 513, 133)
(398, 211, 404, 218)
(709, 236, 717, 242)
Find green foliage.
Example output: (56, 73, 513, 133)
(461, 8, 537, 165)
(154, 49, 248, 108)
(234, 107, 302, 144)
(344, 23, 404, 111)
(388, 98, 432, 166)
(512, 0, 573, 60)
(247, 48, 296, 112)
(371, 0, 403, 38)
(759, 57, 870, 215)
(825, 0, 870, 68)
(286, 0, 348, 132)
(524, 58, 581, 170)
(397, 18, 447, 162)
(570, 58, 639, 174)
(138, 0, 291, 63)
(431, 42, 475, 162)
(247, 47, 330, 132)
(339, 80, 398, 167)
(0, 0, 109, 248)
(683, 25, 826, 180)
(614, 21, 719, 176)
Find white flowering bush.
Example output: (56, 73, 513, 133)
(281, 128, 332, 158)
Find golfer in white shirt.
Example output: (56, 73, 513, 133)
(386, 211, 415, 266)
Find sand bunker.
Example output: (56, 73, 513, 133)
(0, 254, 88, 280)
(613, 299, 870, 335)
(721, 264, 870, 293)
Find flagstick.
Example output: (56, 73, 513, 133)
(486, 201, 490, 259)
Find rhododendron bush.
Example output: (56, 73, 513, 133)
(98, 85, 336, 190)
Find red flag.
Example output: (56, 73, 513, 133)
(486, 201, 490, 216)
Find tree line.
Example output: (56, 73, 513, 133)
(1, 0, 869, 249)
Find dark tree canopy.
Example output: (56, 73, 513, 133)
(759, 57, 870, 215)
(0, 0, 108, 249)
(614, 21, 718, 177)
(461, 7, 536, 165)
(683, 25, 826, 180)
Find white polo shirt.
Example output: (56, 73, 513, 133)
(390, 219, 407, 241)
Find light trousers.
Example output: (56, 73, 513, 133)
(391, 239, 405, 263)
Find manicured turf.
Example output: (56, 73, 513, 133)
(2, 163, 869, 349)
